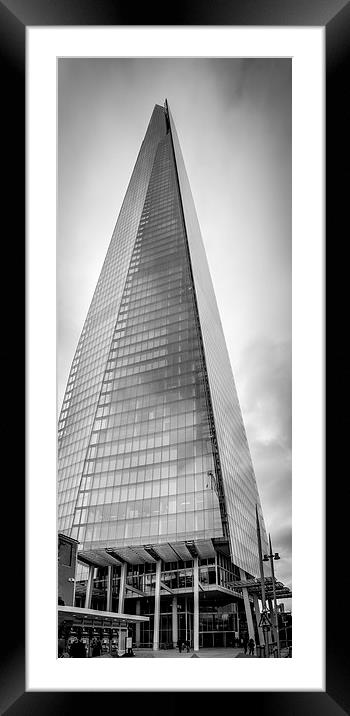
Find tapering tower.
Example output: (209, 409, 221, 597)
(58, 101, 269, 648)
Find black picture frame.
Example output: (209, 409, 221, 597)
(3, 0, 347, 712)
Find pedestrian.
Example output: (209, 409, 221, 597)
(69, 635, 86, 658)
(248, 637, 255, 656)
(92, 638, 102, 657)
(186, 640, 190, 653)
(58, 642, 70, 658)
(177, 638, 182, 653)
(243, 634, 248, 654)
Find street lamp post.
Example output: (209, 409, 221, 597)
(263, 534, 281, 658)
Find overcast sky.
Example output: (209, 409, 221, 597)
(58, 58, 291, 602)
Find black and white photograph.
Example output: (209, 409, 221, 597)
(1, 0, 348, 704)
(57, 58, 292, 660)
(2, 0, 343, 706)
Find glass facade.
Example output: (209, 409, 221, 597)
(168, 106, 269, 575)
(58, 101, 268, 578)
(58, 106, 168, 535)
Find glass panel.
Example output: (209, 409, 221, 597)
(59, 110, 222, 550)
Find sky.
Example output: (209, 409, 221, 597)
(57, 58, 291, 603)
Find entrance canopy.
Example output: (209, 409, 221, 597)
(58, 605, 149, 628)
(228, 576, 292, 600)
(77, 539, 216, 567)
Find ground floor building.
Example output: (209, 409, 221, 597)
(71, 539, 275, 651)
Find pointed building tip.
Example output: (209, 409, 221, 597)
(164, 99, 170, 132)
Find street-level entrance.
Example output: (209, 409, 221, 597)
(58, 605, 149, 657)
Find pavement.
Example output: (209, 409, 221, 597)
(132, 646, 291, 658)
(133, 647, 251, 658)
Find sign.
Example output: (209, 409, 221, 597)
(126, 637, 132, 649)
(259, 610, 272, 628)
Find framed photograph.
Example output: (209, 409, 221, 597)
(2, 0, 346, 711)
(55, 49, 293, 672)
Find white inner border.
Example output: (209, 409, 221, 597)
(27, 26, 324, 692)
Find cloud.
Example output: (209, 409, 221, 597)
(238, 337, 291, 448)
(236, 336, 292, 588)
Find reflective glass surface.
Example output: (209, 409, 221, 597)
(169, 106, 269, 575)
(59, 107, 222, 548)
(58, 106, 168, 533)
(58, 102, 268, 578)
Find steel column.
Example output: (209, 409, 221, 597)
(253, 593, 264, 646)
(135, 599, 141, 646)
(193, 556, 199, 651)
(172, 596, 178, 648)
(84, 565, 94, 609)
(118, 563, 127, 614)
(106, 566, 113, 612)
(153, 560, 161, 651)
(239, 568, 255, 640)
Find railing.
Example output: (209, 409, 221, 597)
(279, 638, 292, 649)
(256, 640, 292, 658)
(280, 639, 292, 657)
(256, 642, 275, 658)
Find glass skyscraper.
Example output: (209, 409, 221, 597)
(58, 101, 269, 650)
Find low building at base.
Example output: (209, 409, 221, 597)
(58, 605, 149, 657)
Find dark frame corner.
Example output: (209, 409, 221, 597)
(4, 0, 348, 712)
